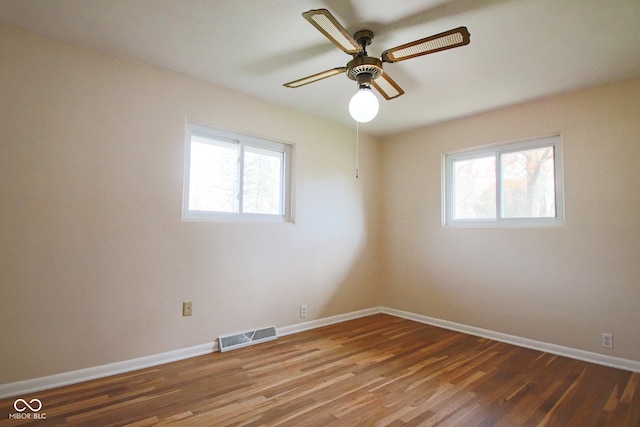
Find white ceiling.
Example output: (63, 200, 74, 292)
(1, 0, 640, 137)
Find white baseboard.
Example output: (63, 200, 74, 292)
(278, 306, 382, 337)
(381, 307, 640, 374)
(0, 308, 380, 400)
(2, 305, 638, 399)
(0, 342, 216, 399)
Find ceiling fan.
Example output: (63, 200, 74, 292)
(284, 9, 471, 122)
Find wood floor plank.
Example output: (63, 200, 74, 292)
(1, 314, 638, 426)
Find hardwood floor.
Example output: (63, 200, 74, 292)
(1, 314, 639, 426)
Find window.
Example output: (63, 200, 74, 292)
(183, 122, 293, 222)
(443, 135, 563, 227)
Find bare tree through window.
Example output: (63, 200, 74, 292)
(444, 135, 562, 226)
(501, 147, 555, 218)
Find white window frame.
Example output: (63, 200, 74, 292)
(183, 121, 293, 223)
(443, 134, 564, 228)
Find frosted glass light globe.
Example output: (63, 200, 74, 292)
(349, 88, 379, 123)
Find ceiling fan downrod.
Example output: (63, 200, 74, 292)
(347, 30, 383, 89)
(353, 30, 374, 55)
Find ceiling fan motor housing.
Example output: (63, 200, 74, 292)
(347, 56, 383, 87)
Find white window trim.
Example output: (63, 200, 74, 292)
(183, 121, 294, 223)
(442, 134, 564, 228)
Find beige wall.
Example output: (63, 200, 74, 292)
(0, 24, 384, 383)
(381, 77, 640, 361)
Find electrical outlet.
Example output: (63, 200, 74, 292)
(182, 301, 193, 317)
(601, 332, 613, 349)
(300, 305, 307, 318)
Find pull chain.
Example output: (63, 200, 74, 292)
(355, 121, 359, 179)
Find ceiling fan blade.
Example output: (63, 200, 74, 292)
(382, 27, 470, 63)
(302, 9, 361, 55)
(283, 67, 347, 88)
(372, 72, 405, 100)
